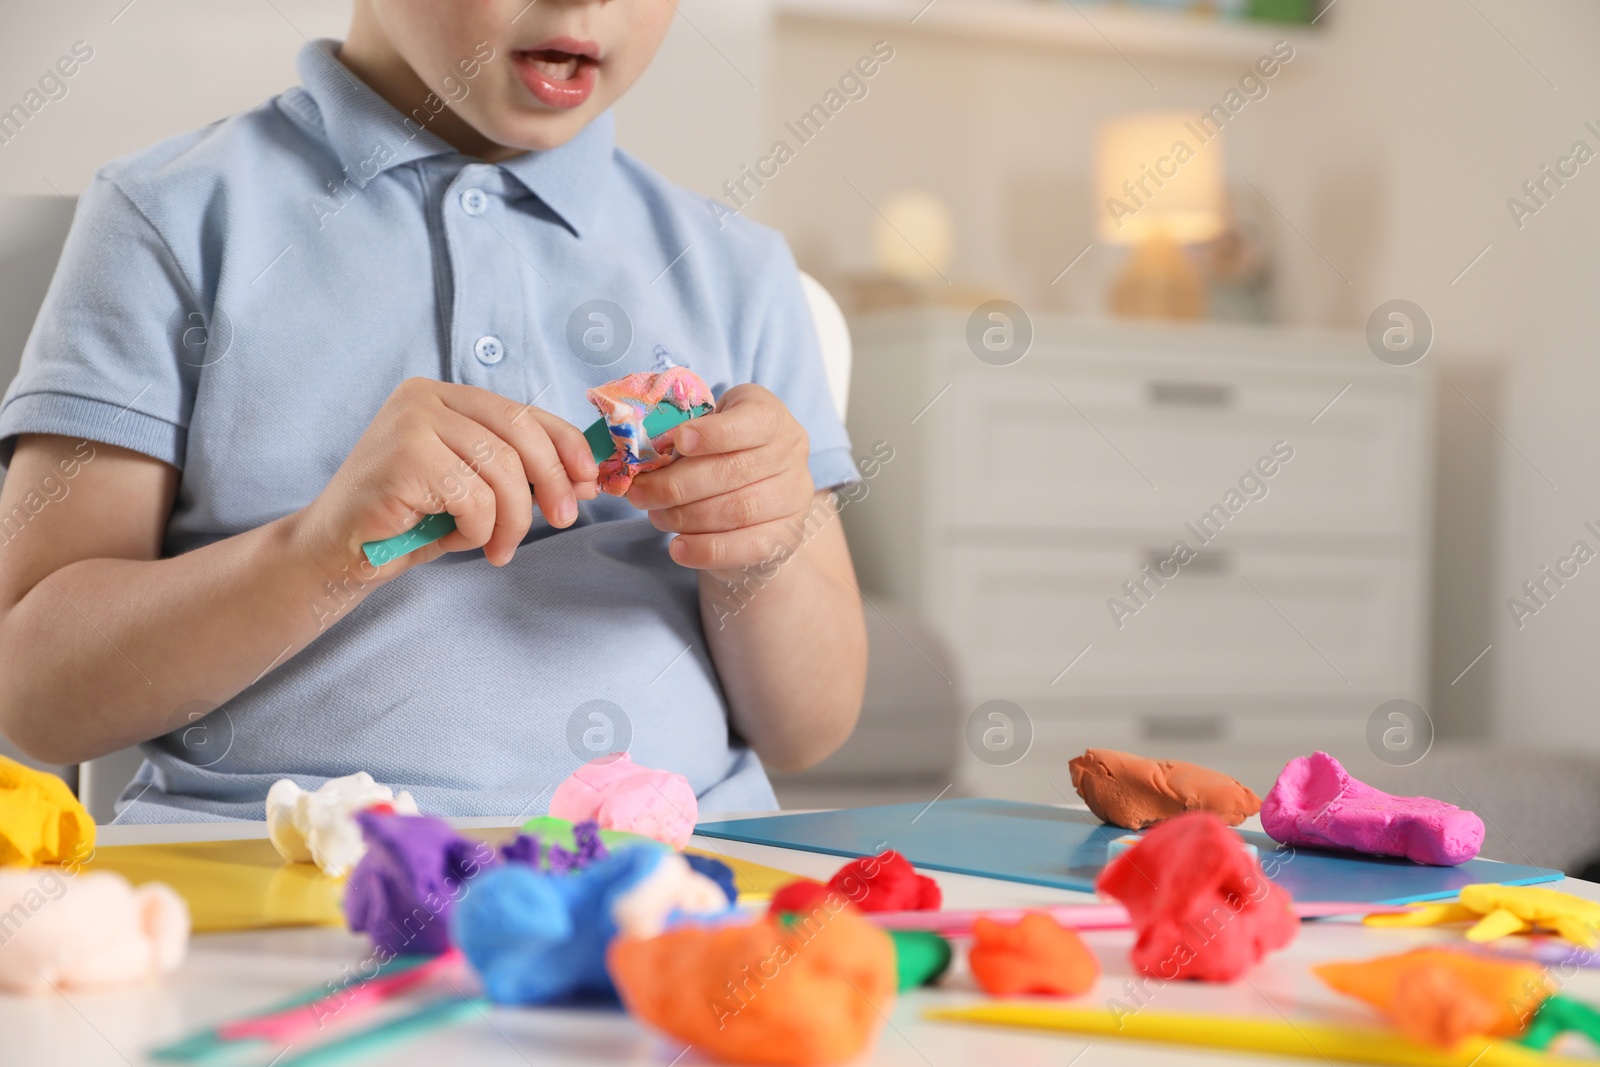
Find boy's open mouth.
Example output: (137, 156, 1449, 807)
(514, 40, 599, 110)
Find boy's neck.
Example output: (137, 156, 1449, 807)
(339, 14, 524, 165)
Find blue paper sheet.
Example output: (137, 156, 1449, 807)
(695, 799, 1564, 904)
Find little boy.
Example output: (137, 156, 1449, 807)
(0, 0, 867, 820)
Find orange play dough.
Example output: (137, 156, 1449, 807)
(1314, 947, 1549, 1048)
(968, 913, 1099, 996)
(608, 906, 896, 1066)
(1069, 748, 1261, 829)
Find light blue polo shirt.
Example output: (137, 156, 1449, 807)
(0, 40, 856, 822)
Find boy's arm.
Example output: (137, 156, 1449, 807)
(697, 494, 866, 773)
(0, 435, 347, 765)
(625, 385, 868, 773)
(0, 379, 598, 767)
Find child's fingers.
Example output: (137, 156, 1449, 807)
(522, 407, 600, 501)
(431, 412, 531, 565)
(665, 518, 799, 571)
(435, 386, 580, 529)
(647, 468, 812, 535)
(626, 444, 788, 511)
(675, 387, 797, 457)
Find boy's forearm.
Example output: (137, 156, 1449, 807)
(0, 513, 374, 765)
(697, 496, 867, 774)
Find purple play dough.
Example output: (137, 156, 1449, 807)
(1259, 751, 1485, 866)
(343, 812, 497, 956)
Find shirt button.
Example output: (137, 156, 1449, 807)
(460, 188, 489, 216)
(474, 335, 505, 365)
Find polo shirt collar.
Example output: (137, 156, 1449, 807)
(296, 40, 456, 176)
(497, 109, 614, 239)
(296, 40, 613, 238)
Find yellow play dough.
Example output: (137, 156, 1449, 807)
(0, 755, 94, 868)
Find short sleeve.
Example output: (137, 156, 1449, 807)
(748, 240, 859, 491)
(0, 173, 200, 469)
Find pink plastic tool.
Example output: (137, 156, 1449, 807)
(868, 901, 1412, 936)
(217, 949, 463, 1043)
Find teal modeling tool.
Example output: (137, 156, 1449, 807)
(269, 996, 487, 1067)
(360, 401, 712, 568)
(150, 952, 444, 1063)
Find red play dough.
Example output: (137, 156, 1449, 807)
(1096, 811, 1298, 982)
(830, 851, 942, 913)
(771, 851, 940, 915)
(968, 913, 1100, 996)
(769, 880, 837, 915)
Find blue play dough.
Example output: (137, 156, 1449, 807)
(453, 844, 671, 1005)
(684, 854, 738, 904)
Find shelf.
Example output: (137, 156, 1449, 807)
(775, 0, 1319, 65)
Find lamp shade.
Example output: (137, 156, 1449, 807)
(872, 190, 954, 281)
(1095, 110, 1225, 246)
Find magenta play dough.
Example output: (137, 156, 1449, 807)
(1260, 751, 1485, 866)
(549, 753, 697, 849)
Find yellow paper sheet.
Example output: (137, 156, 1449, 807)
(84, 829, 795, 934)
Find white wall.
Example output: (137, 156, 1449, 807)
(0, 0, 352, 194)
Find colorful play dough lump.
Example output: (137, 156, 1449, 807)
(1315, 948, 1548, 1048)
(1366, 883, 1600, 948)
(1069, 748, 1261, 830)
(587, 365, 714, 495)
(266, 771, 418, 878)
(1260, 751, 1485, 866)
(887, 930, 953, 991)
(1097, 811, 1297, 983)
(0, 869, 188, 994)
(343, 811, 496, 957)
(769, 849, 942, 915)
(0, 755, 94, 868)
(609, 908, 897, 1066)
(968, 914, 1100, 997)
(549, 753, 697, 849)
(454, 844, 730, 1005)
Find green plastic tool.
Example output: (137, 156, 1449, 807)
(360, 401, 711, 568)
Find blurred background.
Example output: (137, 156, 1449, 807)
(4, 0, 1599, 870)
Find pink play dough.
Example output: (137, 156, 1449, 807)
(549, 753, 698, 849)
(1260, 751, 1485, 866)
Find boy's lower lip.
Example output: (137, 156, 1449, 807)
(513, 52, 597, 110)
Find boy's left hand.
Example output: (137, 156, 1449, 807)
(625, 384, 814, 575)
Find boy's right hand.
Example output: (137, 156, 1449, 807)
(292, 378, 599, 574)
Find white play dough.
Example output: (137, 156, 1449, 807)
(266, 771, 418, 878)
(609, 850, 730, 940)
(0, 869, 189, 995)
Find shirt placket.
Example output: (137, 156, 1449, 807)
(442, 164, 530, 400)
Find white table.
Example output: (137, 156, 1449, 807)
(6, 815, 1598, 1066)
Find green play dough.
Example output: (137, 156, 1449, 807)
(519, 815, 655, 853)
(1520, 994, 1600, 1051)
(888, 930, 952, 991)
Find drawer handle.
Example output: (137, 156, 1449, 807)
(1143, 548, 1232, 575)
(1148, 381, 1234, 408)
(1141, 715, 1227, 742)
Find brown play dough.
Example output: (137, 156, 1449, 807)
(1068, 748, 1261, 830)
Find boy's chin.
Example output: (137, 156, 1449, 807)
(484, 109, 598, 153)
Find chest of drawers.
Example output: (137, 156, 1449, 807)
(842, 309, 1434, 799)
